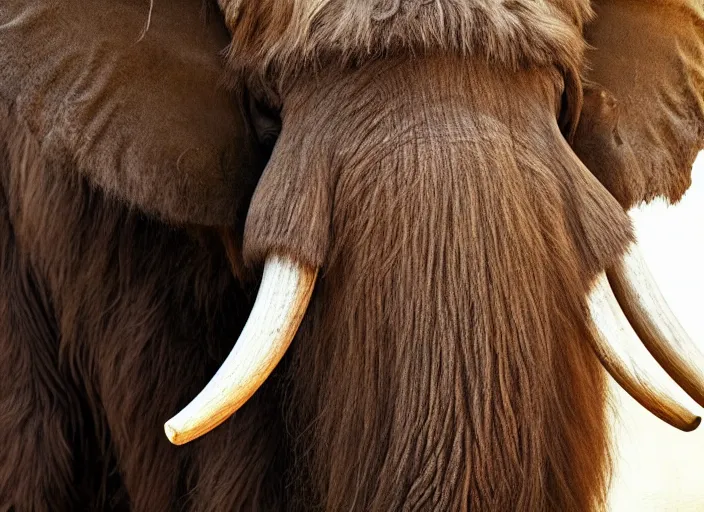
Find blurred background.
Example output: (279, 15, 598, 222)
(608, 152, 704, 511)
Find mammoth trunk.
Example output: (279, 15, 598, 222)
(244, 56, 633, 510)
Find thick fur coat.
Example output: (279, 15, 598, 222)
(1, 0, 703, 510)
(232, 1, 632, 510)
(243, 53, 632, 510)
(0, 104, 287, 511)
(221, 0, 592, 106)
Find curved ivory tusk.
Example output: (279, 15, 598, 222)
(587, 272, 701, 432)
(608, 242, 704, 409)
(164, 255, 317, 445)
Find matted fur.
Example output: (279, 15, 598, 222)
(0, 106, 286, 511)
(2, 50, 636, 509)
(3, 0, 702, 509)
(220, 0, 593, 93)
(244, 55, 633, 509)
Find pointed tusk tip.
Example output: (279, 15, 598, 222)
(164, 421, 187, 445)
(683, 415, 702, 433)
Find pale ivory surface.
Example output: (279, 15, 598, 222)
(608, 153, 704, 511)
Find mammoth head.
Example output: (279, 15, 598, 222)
(2, 0, 703, 504)
(164, 0, 704, 449)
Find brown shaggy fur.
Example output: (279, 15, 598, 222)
(0, 104, 288, 511)
(1, 0, 702, 510)
(220, 0, 593, 98)
(573, 0, 704, 208)
(245, 55, 633, 510)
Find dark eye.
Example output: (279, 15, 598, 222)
(248, 95, 282, 151)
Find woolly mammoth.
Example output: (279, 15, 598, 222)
(1, 0, 703, 510)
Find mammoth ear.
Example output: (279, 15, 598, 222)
(572, 0, 704, 209)
(0, 0, 262, 226)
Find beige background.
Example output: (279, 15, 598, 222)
(607, 153, 704, 511)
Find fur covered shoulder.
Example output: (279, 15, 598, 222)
(220, 0, 592, 88)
